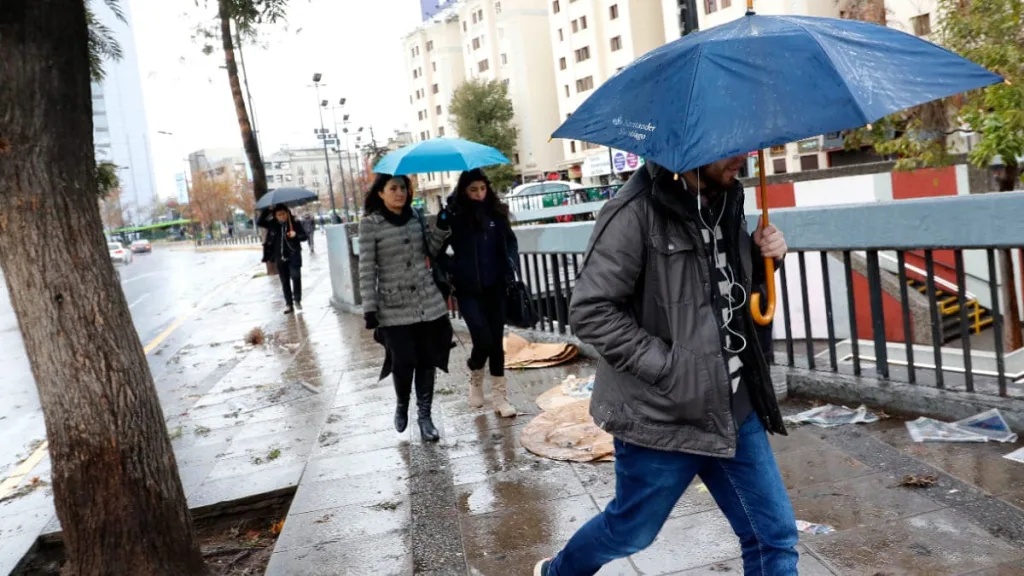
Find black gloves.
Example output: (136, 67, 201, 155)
(436, 208, 451, 230)
(364, 312, 379, 330)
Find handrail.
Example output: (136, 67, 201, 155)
(874, 251, 977, 300)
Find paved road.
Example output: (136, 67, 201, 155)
(0, 246, 259, 481)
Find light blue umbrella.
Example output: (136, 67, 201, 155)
(373, 138, 510, 175)
(551, 8, 1002, 327)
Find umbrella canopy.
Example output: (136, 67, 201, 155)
(373, 137, 510, 175)
(551, 13, 1002, 175)
(254, 187, 317, 210)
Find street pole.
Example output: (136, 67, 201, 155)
(328, 107, 351, 221)
(313, 78, 340, 223)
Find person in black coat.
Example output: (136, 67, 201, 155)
(259, 204, 308, 314)
(437, 168, 519, 418)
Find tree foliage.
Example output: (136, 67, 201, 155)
(95, 160, 120, 198)
(86, 0, 124, 82)
(848, 0, 1023, 189)
(448, 79, 519, 191)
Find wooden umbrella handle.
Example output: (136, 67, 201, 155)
(750, 150, 776, 326)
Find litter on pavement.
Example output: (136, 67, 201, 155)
(537, 375, 596, 412)
(784, 404, 879, 428)
(1004, 446, 1024, 464)
(953, 409, 1018, 443)
(520, 400, 614, 463)
(795, 520, 835, 535)
(906, 409, 1018, 443)
(503, 333, 579, 369)
(905, 417, 988, 443)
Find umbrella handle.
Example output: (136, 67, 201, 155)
(750, 150, 776, 326)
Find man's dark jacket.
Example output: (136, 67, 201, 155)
(259, 210, 308, 266)
(569, 163, 786, 458)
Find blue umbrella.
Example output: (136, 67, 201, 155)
(552, 12, 1001, 175)
(551, 8, 1002, 326)
(373, 137, 510, 175)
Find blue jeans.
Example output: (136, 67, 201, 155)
(549, 414, 799, 576)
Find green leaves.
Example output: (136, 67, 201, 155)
(448, 79, 519, 191)
(95, 161, 120, 199)
(86, 1, 125, 82)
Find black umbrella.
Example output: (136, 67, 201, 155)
(254, 187, 317, 210)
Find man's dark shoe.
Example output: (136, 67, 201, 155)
(534, 558, 551, 576)
(295, 301, 303, 311)
(284, 306, 294, 315)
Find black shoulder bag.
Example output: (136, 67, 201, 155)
(414, 209, 452, 299)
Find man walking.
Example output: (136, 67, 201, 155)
(536, 157, 796, 576)
(259, 205, 308, 314)
(302, 213, 317, 254)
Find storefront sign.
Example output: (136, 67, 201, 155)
(798, 138, 821, 153)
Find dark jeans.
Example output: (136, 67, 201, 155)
(458, 285, 506, 377)
(549, 414, 799, 576)
(276, 260, 302, 306)
(307, 231, 315, 252)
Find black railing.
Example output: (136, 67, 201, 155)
(196, 234, 262, 247)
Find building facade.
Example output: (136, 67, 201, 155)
(91, 0, 156, 226)
(403, 0, 565, 203)
(264, 146, 362, 219)
(549, 0, 667, 184)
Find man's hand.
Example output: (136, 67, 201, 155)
(287, 230, 296, 239)
(753, 223, 787, 260)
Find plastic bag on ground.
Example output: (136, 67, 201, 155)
(906, 417, 988, 443)
(953, 409, 1018, 443)
(1004, 446, 1024, 464)
(795, 520, 835, 535)
(784, 404, 879, 428)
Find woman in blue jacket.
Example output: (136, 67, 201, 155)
(438, 169, 519, 418)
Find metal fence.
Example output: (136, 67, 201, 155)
(504, 193, 1024, 399)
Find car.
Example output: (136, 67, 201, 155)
(130, 239, 152, 253)
(506, 181, 587, 212)
(108, 242, 133, 264)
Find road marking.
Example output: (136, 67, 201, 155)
(120, 271, 165, 285)
(0, 441, 48, 499)
(128, 293, 150, 310)
(0, 264, 260, 496)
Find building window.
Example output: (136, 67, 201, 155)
(799, 155, 820, 171)
(438, 126, 445, 137)
(552, 0, 560, 13)
(501, 53, 509, 65)
(472, 11, 478, 23)
(410, 95, 414, 104)
(477, 9, 483, 20)
(574, 46, 591, 62)
(298, 177, 304, 185)
(772, 158, 787, 174)
(705, 0, 717, 14)
(558, 57, 567, 70)
(911, 13, 931, 36)
(499, 27, 504, 39)
(418, 111, 424, 120)
(582, 141, 600, 151)
(722, 0, 731, 6)
(570, 141, 577, 153)
(564, 84, 570, 97)
(609, 4, 618, 19)
(436, 105, 442, 115)
(311, 166, 318, 175)
(472, 37, 481, 50)
(413, 69, 418, 79)
(610, 36, 622, 51)
(426, 40, 434, 51)
(571, 19, 578, 33)
(478, 59, 490, 72)
(580, 16, 587, 29)
(432, 62, 437, 71)
(514, 153, 520, 164)
(575, 76, 594, 92)
(432, 84, 439, 94)
(558, 29, 564, 41)
(463, 21, 467, 31)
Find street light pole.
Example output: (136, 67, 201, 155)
(312, 73, 340, 223)
(327, 102, 351, 221)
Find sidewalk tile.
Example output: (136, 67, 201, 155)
(667, 544, 834, 575)
(289, 473, 411, 516)
(274, 496, 411, 553)
(630, 509, 740, 575)
(314, 427, 410, 458)
(804, 508, 1024, 574)
(969, 561, 1024, 576)
(775, 444, 873, 490)
(187, 461, 304, 510)
(455, 461, 587, 516)
(460, 493, 600, 560)
(768, 426, 830, 454)
(788, 472, 944, 533)
(204, 443, 310, 482)
(265, 531, 412, 576)
(466, 543, 637, 575)
(304, 445, 411, 483)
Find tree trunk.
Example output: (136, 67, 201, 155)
(0, 2, 207, 574)
(999, 161, 1022, 351)
(219, 1, 267, 201)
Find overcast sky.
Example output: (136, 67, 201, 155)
(130, 0, 421, 200)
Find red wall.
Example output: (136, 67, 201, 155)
(849, 269, 915, 344)
(891, 166, 958, 200)
(754, 182, 796, 210)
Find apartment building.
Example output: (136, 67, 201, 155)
(661, 0, 700, 39)
(549, 0, 666, 184)
(264, 146, 361, 216)
(403, 0, 565, 203)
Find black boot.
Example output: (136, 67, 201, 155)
(393, 372, 413, 434)
(415, 368, 440, 442)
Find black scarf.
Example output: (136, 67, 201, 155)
(380, 205, 413, 227)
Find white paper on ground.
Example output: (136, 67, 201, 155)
(953, 409, 1018, 443)
(906, 417, 988, 443)
(784, 404, 879, 428)
(1003, 446, 1024, 464)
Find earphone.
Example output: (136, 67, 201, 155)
(689, 172, 748, 355)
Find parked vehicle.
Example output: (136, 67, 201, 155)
(108, 242, 133, 264)
(130, 239, 152, 253)
(506, 181, 586, 212)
